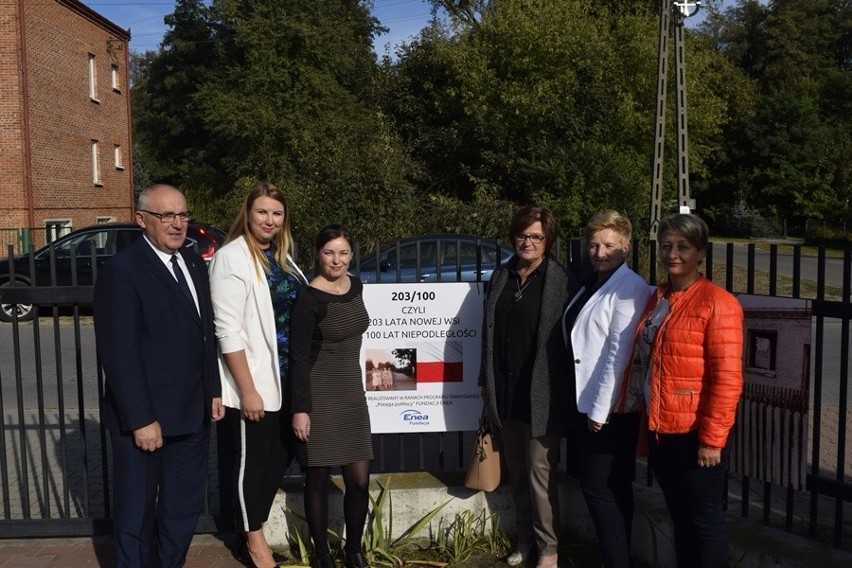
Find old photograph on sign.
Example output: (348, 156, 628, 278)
(365, 348, 417, 391)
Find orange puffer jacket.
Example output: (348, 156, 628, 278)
(639, 276, 744, 450)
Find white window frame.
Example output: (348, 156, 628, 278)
(114, 144, 124, 170)
(88, 53, 99, 102)
(111, 63, 120, 92)
(92, 140, 102, 186)
(44, 220, 72, 244)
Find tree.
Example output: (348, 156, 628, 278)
(131, 0, 222, 191)
(698, 0, 852, 224)
(391, 348, 416, 375)
(384, 0, 734, 236)
(132, 0, 423, 245)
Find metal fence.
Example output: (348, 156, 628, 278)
(0, 229, 27, 257)
(0, 237, 848, 549)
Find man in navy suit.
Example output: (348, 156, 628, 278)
(94, 184, 224, 567)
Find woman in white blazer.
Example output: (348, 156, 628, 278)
(562, 210, 651, 568)
(209, 184, 307, 568)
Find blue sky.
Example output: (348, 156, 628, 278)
(80, 0, 436, 57)
(81, 1, 726, 56)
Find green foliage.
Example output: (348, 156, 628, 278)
(806, 222, 852, 247)
(417, 188, 514, 240)
(131, 144, 152, 204)
(364, 476, 453, 566)
(283, 508, 312, 566)
(132, 0, 422, 243)
(430, 509, 507, 565)
(699, 0, 852, 223)
(131, 0, 222, 187)
(382, 0, 734, 236)
(130, 0, 851, 241)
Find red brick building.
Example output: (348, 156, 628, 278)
(0, 0, 133, 251)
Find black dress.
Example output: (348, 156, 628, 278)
(290, 276, 373, 467)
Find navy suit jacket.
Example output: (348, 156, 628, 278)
(94, 237, 221, 436)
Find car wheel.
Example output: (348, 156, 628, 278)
(0, 280, 34, 323)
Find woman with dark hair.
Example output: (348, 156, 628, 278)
(290, 225, 372, 568)
(209, 183, 307, 568)
(562, 210, 651, 568)
(479, 205, 578, 568)
(631, 213, 743, 568)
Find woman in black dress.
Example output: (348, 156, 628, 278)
(290, 225, 372, 568)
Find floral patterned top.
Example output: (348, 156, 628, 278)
(263, 247, 304, 380)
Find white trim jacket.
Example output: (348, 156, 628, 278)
(563, 262, 652, 424)
(209, 236, 304, 411)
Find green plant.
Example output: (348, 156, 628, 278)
(483, 512, 510, 556)
(283, 508, 313, 566)
(285, 476, 451, 567)
(431, 509, 501, 565)
(363, 476, 453, 566)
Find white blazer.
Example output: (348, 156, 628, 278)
(562, 262, 652, 424)
(209, 236, 305, 411)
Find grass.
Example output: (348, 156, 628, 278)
(710, 262, 844, 300)
(712, 235, 849, 259)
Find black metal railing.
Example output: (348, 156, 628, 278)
(0, 237, 848, 550)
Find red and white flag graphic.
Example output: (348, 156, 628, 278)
(414, 341, 463, 383)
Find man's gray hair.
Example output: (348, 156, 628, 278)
(137, 184, 181, 210)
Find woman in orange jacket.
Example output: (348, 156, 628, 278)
(630, 214, 743, 568)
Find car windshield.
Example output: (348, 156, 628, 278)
(39, 229, 132, 258)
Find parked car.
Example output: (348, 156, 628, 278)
(0, 222, 225, 322)
(356, 234, 514, 284)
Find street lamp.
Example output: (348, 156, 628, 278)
(674, 1, 702, 18)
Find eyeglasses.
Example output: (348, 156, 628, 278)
(139, 210, 192, 223)
(515, 233, 545, 244)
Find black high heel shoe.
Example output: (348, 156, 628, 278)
(235, 534, 284, 568)
(233, 534, 255, 567)
(314, 551, 335, 568)
(343, 548, 370, 568)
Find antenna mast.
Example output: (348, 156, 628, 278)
(649, 1, 701, 240)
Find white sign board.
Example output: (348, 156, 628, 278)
(361, 283, 485, 433)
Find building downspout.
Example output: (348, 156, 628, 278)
(123, 32, 134, 216)
(17, 0, 35, 231)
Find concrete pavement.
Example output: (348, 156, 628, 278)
(0, 534, 248, 567)
(0, 468, 850, 568)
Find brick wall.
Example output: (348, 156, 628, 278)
(0, 0, 133, 246)
(0, 2, 27, 229)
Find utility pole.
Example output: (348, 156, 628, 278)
(648, 1, 701, 240)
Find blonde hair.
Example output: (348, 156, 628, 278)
(584, 209, 632, 245)
(224, 183, 296, 276)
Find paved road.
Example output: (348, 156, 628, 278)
(710, 242, 850, 290)
(0, 317, 100, 412)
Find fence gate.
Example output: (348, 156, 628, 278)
(0, 282, 226, 538)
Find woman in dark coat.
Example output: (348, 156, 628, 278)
(479, 205, 578, 568)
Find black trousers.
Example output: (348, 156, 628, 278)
(649, 430, 729, 568)
(225, 407, 290, 532)
(574, 412, 640, 568)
